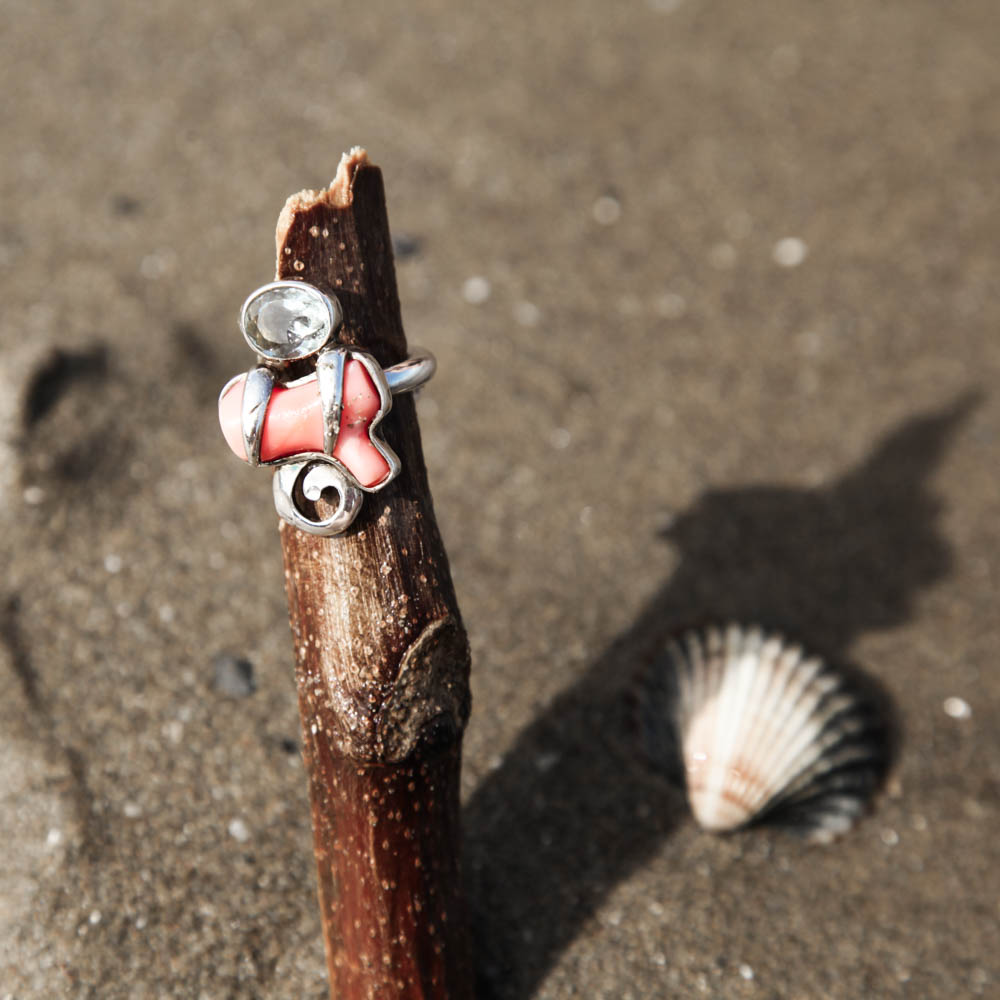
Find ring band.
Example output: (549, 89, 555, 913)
(384, 348, 436, 395)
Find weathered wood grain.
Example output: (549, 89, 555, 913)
(275, 149, 474, 1000)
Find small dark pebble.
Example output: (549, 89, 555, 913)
(392, 233, 421, 259)
(110, 193, 142, 216)
(280, 738, 298, 755)
(211, 654, 256, 698)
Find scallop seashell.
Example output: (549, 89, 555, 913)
(637, 624, 890, 841)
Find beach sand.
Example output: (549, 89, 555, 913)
(1, 1, 998, 996)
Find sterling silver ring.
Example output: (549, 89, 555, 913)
(218, 281, 435, 536)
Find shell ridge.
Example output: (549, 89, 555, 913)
(734, 631, 803, 796)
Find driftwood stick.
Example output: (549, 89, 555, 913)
(274, 149, 474, 999)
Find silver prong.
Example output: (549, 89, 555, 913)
(316, 347, 346, 456)
(241, 366, 275, 467)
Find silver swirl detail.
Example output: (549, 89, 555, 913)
(272, 457, 364, 536)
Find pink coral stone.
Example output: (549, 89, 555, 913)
(219, 360, 391, 489)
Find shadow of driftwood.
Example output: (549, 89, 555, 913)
(463, 392, 979, 1000)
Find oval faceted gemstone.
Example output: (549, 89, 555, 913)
(242, 283, 334, 360)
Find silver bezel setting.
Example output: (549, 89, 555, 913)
(239, 280, 343, 363)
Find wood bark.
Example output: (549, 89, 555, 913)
(274, 149, 474, 999)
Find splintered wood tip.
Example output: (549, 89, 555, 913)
(275, 147, 372, 263)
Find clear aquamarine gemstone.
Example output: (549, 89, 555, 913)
(241, 283, 337, 361)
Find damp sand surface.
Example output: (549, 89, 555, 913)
(1, 2, 998, 997)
